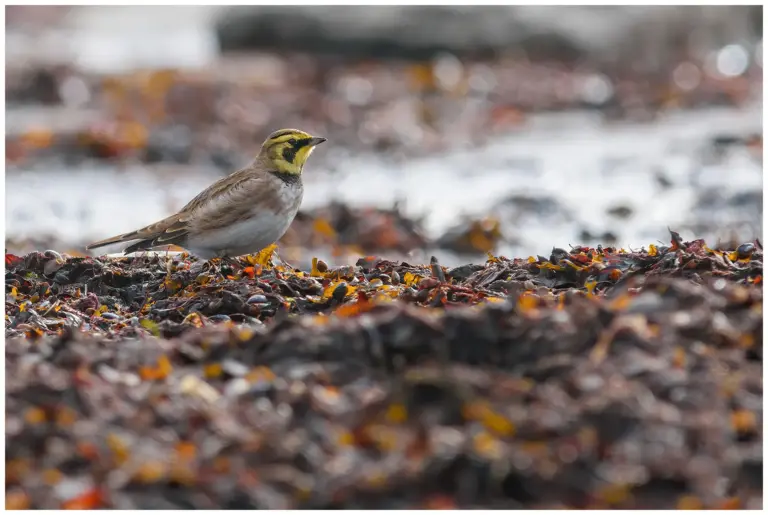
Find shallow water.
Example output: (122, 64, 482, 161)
(5, 106, 762, 265)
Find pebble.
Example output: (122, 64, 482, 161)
(246, 294, 268, 304)
(332, 282, 349, 303)
(43, 258, 64, 276)
(736, 243, 755, 259)
(221, 359, 249, 377)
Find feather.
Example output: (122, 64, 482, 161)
(84, 128, 325, 257)
(85, 213, 189, 251)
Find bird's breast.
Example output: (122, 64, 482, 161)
(185, 180, 303, 258)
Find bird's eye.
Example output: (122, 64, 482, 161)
(288, 138, 297, 145)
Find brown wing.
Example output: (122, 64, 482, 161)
(85, 165, 263, 253)
(191, 172, 287, 233)
(178, 166, 257, 214)
(85, 212, 191, 252)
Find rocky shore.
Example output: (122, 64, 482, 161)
(5, 6, 763, 509)
(5, 234, 762, 509)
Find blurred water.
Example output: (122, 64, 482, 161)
(5, 106, 762, 264)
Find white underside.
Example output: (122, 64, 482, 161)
(185, 180, 303, 259)
(186, 209, 298, 259)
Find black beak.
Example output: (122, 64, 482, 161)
(308, 137, 327, 146)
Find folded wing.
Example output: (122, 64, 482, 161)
(85, 213, 191, 254)
(85, 167, 261, 254)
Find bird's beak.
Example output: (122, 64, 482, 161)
(308, 137, 327, 147)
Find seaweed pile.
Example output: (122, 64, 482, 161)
(4, 234, 763, 509)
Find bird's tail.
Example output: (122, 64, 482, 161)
(85, 231, 140, 251)
(86, 213, 189, 253)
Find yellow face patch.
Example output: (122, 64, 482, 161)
(261, 129, 325, 175)
(294, 144, 316, 164)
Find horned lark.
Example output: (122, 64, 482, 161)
(86, 128, 326, 260)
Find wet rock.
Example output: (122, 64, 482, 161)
(583, 230, 618, 246)
(606, 204, 633, 219)
(437, 217, 504, 255)
(215, 6, 587, 61)
(214, 6, 759, 66)
(446, 264, 485, 282)
(493, 194, 571, 225)
(654, 170, 674, 189)
(281, 202, 430, 255)
(246, 294, 268, 305)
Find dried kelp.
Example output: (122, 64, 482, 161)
(4, 235, 763, 509)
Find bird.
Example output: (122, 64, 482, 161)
(86, 128, 326, 261)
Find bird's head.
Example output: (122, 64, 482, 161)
(259, 128, 326, 175)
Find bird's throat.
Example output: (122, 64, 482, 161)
(269, 170, 302, 186)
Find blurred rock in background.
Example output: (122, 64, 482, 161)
(216, 6, 761, 66)
(6, 6, 762, 71)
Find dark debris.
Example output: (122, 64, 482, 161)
(4, 237, 763, 509)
